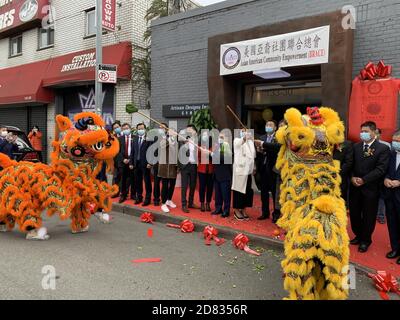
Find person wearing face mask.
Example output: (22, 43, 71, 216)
(152, 123, 168, 206)
(132, 123, 152, 206)
(232, 128, 256, 221)
(0, 127, 18, 163)
(178, 124, 200, 213)
(116, 123, 136, 203)
(349, 121, 390, 253)
(254, 120, 281, 222)
(111, 121, 123, 197)
(197, 131, 214, 212)
(211, 133, 232, 218)
(28, 126, 43, 162)
(382, 130, 400, 264)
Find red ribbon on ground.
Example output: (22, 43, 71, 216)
(140, 212, 154, 224)
(359, 60, 392, 80)
(233, 233, 261, 256)
(131, 258, 162, 264)
(166, 219, 195, 233)
(368, 271, 400, 300)
(203, 225, 225, 246)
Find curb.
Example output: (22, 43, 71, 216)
(112, 203, 377, 277)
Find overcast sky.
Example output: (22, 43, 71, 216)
(196, 0, 227, 6)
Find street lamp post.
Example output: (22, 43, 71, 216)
(95, 0, 103, 116)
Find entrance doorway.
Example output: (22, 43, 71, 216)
(243, 81, 322, 137)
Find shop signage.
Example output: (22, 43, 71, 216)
(98, 64, 117, 83)
(220, 26, 330, 76)
(61, 52, 96, 73)
(102, 0, 116, 32)
(163, 103, 209, 118)
(0, 0, 49, 36)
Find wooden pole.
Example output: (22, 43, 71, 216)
(226, 105, 248, 130)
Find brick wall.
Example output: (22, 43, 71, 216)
(150, 0, 400, 128)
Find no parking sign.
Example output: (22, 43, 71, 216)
(98, 64, 117, 84)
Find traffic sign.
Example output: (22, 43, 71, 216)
(98, 64, 117, 83)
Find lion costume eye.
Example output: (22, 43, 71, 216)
(92, 142, 104, 152)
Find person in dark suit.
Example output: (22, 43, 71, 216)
(132, 123, 152, 206)
(349, 121, 390, 253)
(382, 130, 400, 263)
(178, 124, 199, 213)
(212, 133, 232, 218)
(333, 140, 354, 205)
(116, 123, 135, 204)
(254, 120, 281, 222)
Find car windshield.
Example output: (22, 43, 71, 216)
(9, 131, 32, 151)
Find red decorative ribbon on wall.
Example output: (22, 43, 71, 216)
(368, 271, 400, 300)
(359, 60, 392, 80)
(233, 233, 261, 256)
(166, 219, 195, 233)
(203, 226, 225, 246)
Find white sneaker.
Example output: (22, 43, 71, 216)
(0, 224, 8, 232)
(26, 227, 50, 240)
(95, 212, 112, 224)
(166, 200, 177, 208)
(71, 226, 90, 234)
(161, 204, 170, 213)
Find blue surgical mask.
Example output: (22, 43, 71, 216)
(392, 141, 400, 152)
(114, 127, 121, 135)
(218, 138, 224, 144)
(137, 129, 145, 136)
(360, 132, 371, 142)
(202, 135, 209, 143)
(265, 127, 274, 134)
(123, 129, 131, 136)
(240, 131, 246, 138)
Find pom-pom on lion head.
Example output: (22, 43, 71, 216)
(52, 112, 119, 171)
(276, 107, 344, 160)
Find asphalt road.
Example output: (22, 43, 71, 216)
(0, 211, 387, 300)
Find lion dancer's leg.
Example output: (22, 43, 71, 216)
(70, 205, 91, 234)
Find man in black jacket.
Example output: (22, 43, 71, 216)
(349, 121, 390, 253)
(132, 123, 152, 206)
(212, 133, 232, 218)
(382, 130, 400, 263)
(116, 123, 135, 203)
(254, 120, 281, 222)
(333, 140, 354, 205)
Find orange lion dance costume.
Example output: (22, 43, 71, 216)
(0, 112, 119, 240)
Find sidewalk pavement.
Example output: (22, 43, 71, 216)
(112, 188, 400, 278)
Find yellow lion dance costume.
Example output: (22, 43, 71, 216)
(0, 112, 119, 240)
(276, 107, 349, 300)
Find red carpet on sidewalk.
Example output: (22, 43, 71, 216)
(114, 187, 399, 277)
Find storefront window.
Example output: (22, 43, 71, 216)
(86, 8, 96, 37)
(38, 27, 54, 49)
(9, 35, 22, 57)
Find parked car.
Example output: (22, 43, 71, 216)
(2, 126, 41, 162)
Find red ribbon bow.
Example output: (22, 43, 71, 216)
(203, 226, 225, 246)
(368, 271, 400, 300)
(359, 60, 392, 80)
(166, 219, 195, 233)
(233, 233, 261, 256)
(140, 212, 154, 224)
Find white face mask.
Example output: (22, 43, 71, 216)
(0, 131, 8, 137)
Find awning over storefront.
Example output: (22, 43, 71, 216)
(42, 42, 132, 87)
(0, 60, 54, 105)
(0, 41, 132, 105)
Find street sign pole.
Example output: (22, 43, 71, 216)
(95, 0, 103, 116)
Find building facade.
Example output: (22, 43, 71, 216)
(0, 0, 152, 162)
(150, 0, 400, 135)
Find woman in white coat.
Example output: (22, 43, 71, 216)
(232, 129, 256, 220)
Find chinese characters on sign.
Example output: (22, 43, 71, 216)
(163, 104, 209, 118)
(220, 26, 330, 76)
